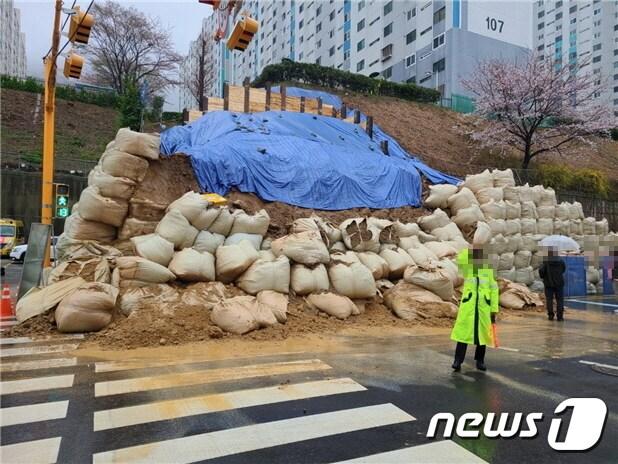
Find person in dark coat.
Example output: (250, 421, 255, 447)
(538, 248, 566, 321)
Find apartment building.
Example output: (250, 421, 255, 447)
(532, 0, 618, 117)
(1, 0, 27, 78)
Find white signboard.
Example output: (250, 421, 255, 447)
(467, 1, 532, 49)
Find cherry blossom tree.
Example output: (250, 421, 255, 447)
(463, 53, 616, 169)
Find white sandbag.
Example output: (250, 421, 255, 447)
(595, 219, 609, 235)
(78, 186, 128, 227)
(475, 187, 504, 204)
(504, 219, 521, 236)
(497, 268, 516, 281)
(554, 219, 570, 235)
(586, 266, 601, 285)
(573, 202, 585, 220)
(398, 235, 422, 250)
(257, 290, 288, 324)
(271, 230, 329, 265)
(432, 222, 464, 241)
(530, 280, 544, 292)
(328, 260, 376, 299)
(418, 208, 451, 232)
(237, 255, 291, 294)
(306, 293, 357, 320)
(392, 221, 420, 238)
(488, 234, 508, 255)
(55, 282, 117, 333)
(530, 251, 544, 269)
(208, 207, 236, 236)
(569, 219, 583, 236)
(463, 169, 493, 193)
(555, 203, 570, 221)
(537, 205, 555, 219)
(424, 184, 458, 208)
(167, 192, 220, 230)
(539, 187, 557, 207)
(258, 250, 277, 261)
(492, 169, 515, 188)
(506, 233, 523, 253)
(514, 266, 534, 285)
(487, 219, 506, 236)
(88, 165, 136, 200)
(473, 222, 492, 246)
(440, 258, 463, 287)
(372, 220, 399, 245)
(100, 148, 149, 182)
(366, 218, 392, 230)
(452, 204, 485, 229)
(290, 264, 329, 295)
(215, 240, 259, 283)
(518, 184, 534, 203)
(225, 233, 263, 250)
(447, 237, 470, 253)
(447, 188, 479, 215)
(357, 252, 390, 280)
(514, 250, 532, 269)
(498, 252, 515, 271)
(168, 248, 215, 282)
(378, 247, 415, 279)
(114, 127, 160, 160)
(417, 230, 437, 243)
(520, 235, 540, 253)
(15, 277, 86, 322)
(113, 256, 176, 283)
(520, 201, 538, 219)
(252, 296, 279, 327)
(118, 218, 157, 240)
(582, 217, 596, 235)
(487, 253, 500, 271)
(520, 218, 537, 235)
(481, 200, 507, 220)
(567, 203, 579, 221)
(403, 262, 454, 301)
(314, 216, 342, 244)
(424, 241, 458, 259)
(504, 201, 521, 220)
(331, 251, 360, 265)
(131, 233, 174, 266)
(261, 238, 272, 250)
(530, 185, 544, 205)
(330, 241, 346, 252)
(156, 209, 199, 250)
(406, 246, 439, 268)
(383, 281, 457, 320)
(230, 209, 270, 236)
(289, 217, 319, 234)
(64, 212, 117, 243)
(340, 218, 380, 253)
(211, 296, 259, 334)
(502, 186, 519, 202)
(538, 218, 554, 235)
(193, 230, 225, 254)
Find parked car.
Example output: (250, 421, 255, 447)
(10, 236, 59, 262)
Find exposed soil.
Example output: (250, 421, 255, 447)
(132, 155, 200, 205)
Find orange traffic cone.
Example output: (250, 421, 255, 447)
(0, 285, 14, 318)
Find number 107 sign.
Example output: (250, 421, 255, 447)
(467, 2, 532, 49)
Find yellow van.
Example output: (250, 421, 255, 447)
(0, 219, 25, 257)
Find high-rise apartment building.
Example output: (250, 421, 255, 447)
(1, 0, 27, 78)
(532, 0, 618, 117)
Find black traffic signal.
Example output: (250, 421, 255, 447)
(54, 183, 70, 218)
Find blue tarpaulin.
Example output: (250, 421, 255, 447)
(160, 88, 459, 210)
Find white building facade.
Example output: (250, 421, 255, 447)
(1, 0, 27, 78)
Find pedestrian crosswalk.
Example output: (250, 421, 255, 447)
(1, 335, 488, 463)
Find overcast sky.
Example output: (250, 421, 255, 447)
(15, 0, 210, 110)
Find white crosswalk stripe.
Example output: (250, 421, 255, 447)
(0, 374, 74, 395)
(0, 335, 84, 346)
(0, 400, 69, 427)
(0, 357, 77, 373)
(336, 441, 488, 463)
(0, 437, 62, 464)
(0, 343, 79, 358)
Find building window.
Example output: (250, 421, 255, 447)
(382, 44, 393, 60)
(420, 26, 432, 36)
(317, 39, 322, 48)
(592, 55, 601, 63)
(570, 17, 576, 24)
(433, 58, 445, 72)
(383, 66, 392, 79)
(593, 43, 601, 51)
(357, 59, 365, 71)
(408, 8, 416, 20)
(369, 16, 380, 26)
(406, 30, 417, 44)
(538, 10, 545, 18)
(384, 22, 393, 37)
(357, 39, 365, 51)
(433, 7, 446, 25)
(299, 52, 303, 60)
(555, 12, 562, 20)
(316, 5, 322, 15)
(419, 75, 432, 84)
(593, 8, 601, 15)
(538, 44, 545, 51)
(384, 1, 393, 15)
(330, 10, 335, 21)
(358, 0, 365, 11)
(329, 29, 334, 38)
(344, 50, 350, 60)
(406, 54, 416, 67)
(433, 33, 445, 49)
(357, 19, 365, 31)
(344, 31, 350, 41)
(569, 5, 577, 13)
(299, 19, 304, 28)
(316, 57, 321, 65)
(329, 46, 335, 56)
(406, 76, 416, 84)
(538, 22, 545, 30)
(555, 0, 563, 7)
(316, 22, 322, 33)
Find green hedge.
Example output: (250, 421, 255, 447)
(1, 75, 118, 108)
(535, 164, 611, 198)
(252, 60, 440, 104)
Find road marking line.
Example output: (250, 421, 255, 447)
(0, 357, 78, 373)
(0, 437, 62, 464)
(336, 441, 487, 463)
(579, 360, 618, 371)
(94, 377, 366, 431)
(565, 299, 618, 308)
(93, 403, 415, 464)
(0, 374, 74, 395)
(95, 359, 331, 397)
(0, 335, 84, 345)
(0, 343, 79, 358)
(0, 400, 69, 427)
(497, 347, 519, 352)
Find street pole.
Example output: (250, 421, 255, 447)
(41, 0, 63, 267)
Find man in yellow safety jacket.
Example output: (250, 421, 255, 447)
(451, 245, 499, 372)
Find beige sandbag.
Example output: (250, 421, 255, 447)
(230, 209, 270, 236)
(237, 255, 291, 294)
(502, 186, 519, 202)
(505, 233, 523, 253)
(55, 282, 117, 332)
(473, 222, 492, 246)
(113, 127, 160, 160)
(463, 169, 493, 193)
(418, 208, 451, 232)
(448, 187, 479, 215)
(131, 234, 174, 266)
(357, 252, 390, 280)
(481, 200, 507, 220)
(290, 263, 329, 295)
(306, 293, 357, 320)
(330, 241, 346, 252)
(129, 197, 168, 222)
(113, 256, 176, 283)
(208, 207, 236, 236)
(440, 258, 463, 287)
(167, 192, 220, 230)
(393, 221, 420, 238)
(193, 230, 225, 254)
(215, 240, 259, 283)
(224, 233, 263, 250)
(258, 249, 277, 261)
(595, 218, 609, 235)
(582, 217, 596, 235)
(514, 266, 534, 285)
(168, 248, 215, 282)
(271, 230, 329, 265)
(257, 290, 288, 323)
(100, 148, 149, 182)
(417, 230, 437, 243)
(15, 277, 86, 322)
(403, 262, 454, 301)
(331, 251, 360, 265)
(424, 184, 458, 208)
(498, 268, 516, 281)
(555, 203, 570, 221)
(55, 234, 122, 263)
(406, 246, 439, 268)
(504, 219, 521, 236)
(432, 222, 464, 241)
(518, 184, 534, 203)
(179, 281, 225, 309)
(328, 260, 376, 299)
(475, 187, 504, 204)
(398, 235, 422, 250)
(521, 235, 540, 253)
(211, 296, 259, 334)
(538, 218, 554, 235)
(118, 217, 157, 240)
(569, 219, 583, 236)
(487, 219, 506, 236)
(88, 165, 136, 200)
(520, 218, 537, 235)
(64, 212, 117, 243)
(514, 250, 532, 269)
(520, 201, 538, 219)
(452, 204, 485, 229)
(587, 266, 601, 285)
(156, 210, 199, 250)
(488, 234, 508, 255)
(79, 186, 129, 227)
(573, 202, 584, 220)
(554, 219, 569, 235)
(378, 247, 415, 279)
(504, 201, 521, 220)
(368, 219, 398, 244)
(289, 217, 319, 234)
(384, 281, 457, 320)
(424, 241, 458, 259)
(539, 187, 557, 207)
(119, 284, 180, 316)
(537, 205, 555, 219)
(340, 218, 380, 253)
(492, 169, 515, 188)
(498, 252, 515, 271)
(530, 185, 544, 205)
(448, 237, 470, 253)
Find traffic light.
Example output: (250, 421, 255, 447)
(68, 6, 95, 44)
(54, 183, 70, 218)
(227, 15, 259, 51)
(63, 53, 84, 79)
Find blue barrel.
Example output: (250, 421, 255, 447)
(601, 256, 615, 295)
(563, 256, 587, 297)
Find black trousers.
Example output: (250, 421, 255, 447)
(454, 342, 486, 365)
(544, 286, 564, 318)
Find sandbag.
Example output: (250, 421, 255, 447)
(357, 252, 390, 280)
(118, 218, 158, 240)
(330, 241, 346, 252)
(55, 235, 122, 263)
(113, 127, 160, 160)
(368, 219, 398, 244)
(55, 282, 117, 332)
(514, 250, 532, 269)
(475, 187, 504, 204)
(586, 267, 601, 285)
(538, 218, 554, 235)
(569, 219, 583, 236)
(237, 255, 291, 294)
(131, 234, 174, 266)
(555, 203, 570, 221)
(504, 219, 521, 236)
(514, 266, 534, 285)
(520, 218, 537, 235)
(393, 221, 420, 238)
(452, 204, 485, 229)
(492, 169, 515, 188)
(432, 222, 463, 242)
(417, 230, 437, 243)
(440, 258, 463, 287)
(568, 203, 581, 220)
(447, 237, 470, 253)
(424, 241, 458, 259)
(378, 247, 415, 279)
(530, 185, 544, 205)
(424, 184, 458, 208)
(403, 262, 454, 301)
(257, 291, 288, 324)
(168, 248, 215, 282)
(503, 186, 519, 202)
(225, 233, 263, 250)
(290, 263, 329, 295)
(505, 234, 523, 253)
(113, 256, 176, 283)
(306, 293, 357, 320)
(64, 212, 117, 243)
(530, 280, 544, 292)
(487, 219, 506, 236)
(167, 192, 220, 230)
(330, 251, 360, 265)
(230, 209, 270, 236)
(488, 234, 508, 255)
(289, 217, 319, 234)
(473, 222, 492, 246)
(193, 230, 225, 254)
(539, 187, 557, 207)
(15, 277, 86, 322)
(119, 284, 180, 316)
(156, 209, 199, 250)
(258, 250, 277, 261)
(383, 281, 457, 320)
(208, 207, 236, 236)
(100, 148, 149, 182)
(419, 208, 451, 232)
(129, 197, 167, 222)
(328, 259, 376, 298)
(398, 235, 422, 250)
(499, 282, 543, 309)
(211, 296, 259, 334)
(78, 186, 128, 227)
(595, 219, 609, 235)
(463, 169, 493, 193)
(497, 268, 516, 281)
(271, 230, 329, 265)
(554, 219, 570, 235)
(498, 252, 515, 271)
(340, 218, 380, 252)
(504, 201, 521, 220)
(481, 200, 506, 220)
(582, 217, 596, 235)
(88, 165, 136, 200)
(521, 235, 540, 253)
(406, 246, 439, 268)
(518, 184, 534, 203)
(447, 187, 479, 215)
(530, 251, 544, 269)
(537, 205, 555, 219)
(215, 240, 259, 283)
(520, 201, 538, 219)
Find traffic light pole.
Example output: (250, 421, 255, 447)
(41, 0, 63, 268)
